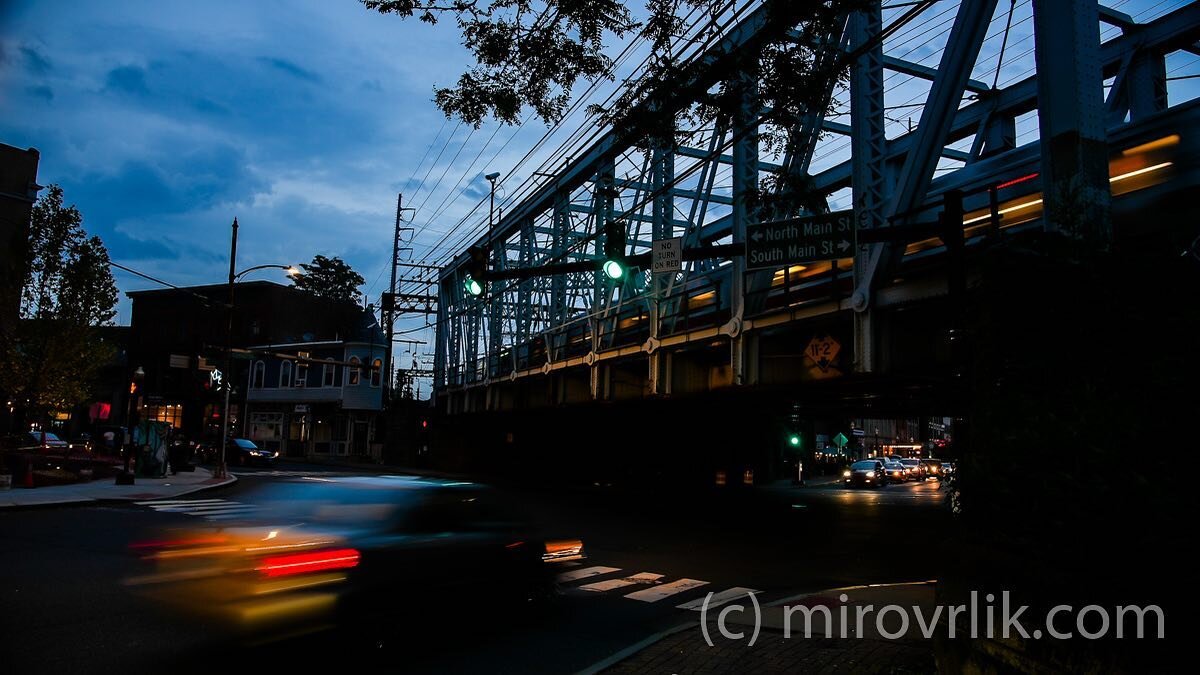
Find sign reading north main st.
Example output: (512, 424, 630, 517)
(745, 209, 855, 270)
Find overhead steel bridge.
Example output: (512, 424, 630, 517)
(433, 0, 1200, 415)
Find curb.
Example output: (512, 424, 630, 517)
(575, 620, 698, 675)
(0, 472, 238, 509)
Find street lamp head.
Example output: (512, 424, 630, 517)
(485, 172, 501, 183)
(133, 366, 145, 379)
(286, 266, 301, 277)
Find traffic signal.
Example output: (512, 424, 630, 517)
(602, 220, 626, 280)
(464, 246, 488, 296)
(787, 432, 801, 449)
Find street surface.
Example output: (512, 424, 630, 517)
(0, 463, 947, 673)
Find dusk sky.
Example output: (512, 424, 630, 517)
(2, 0, 1195, 362)
(0, 0, 567, 338)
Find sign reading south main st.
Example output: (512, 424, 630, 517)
(745, 208, 856, 270)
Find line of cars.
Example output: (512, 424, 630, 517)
(842, 456, 954, 488)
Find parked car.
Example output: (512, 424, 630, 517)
(843, 460, 887, 488)
(18, 431, 69, 452)
(881, 459, 908, 482)
(69, 433, 94, 453)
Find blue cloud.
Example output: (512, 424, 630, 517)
(192, 97, 229, 115)
(20, 45, 51, 74)
(25, 85, 53, 100)
(258, 56, 319, 83)
(104, 65, 149, 95)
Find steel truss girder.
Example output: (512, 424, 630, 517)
(436, 1, 1200, 394)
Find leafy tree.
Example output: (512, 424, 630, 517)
(291, 255, 367, 304)
(361, 0, 860, 212)
(0, 184, 118, 424)
(361, 1, 855, 132)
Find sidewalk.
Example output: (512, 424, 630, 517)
(0, 467, 235, 508)
(591, 582, 937, 674)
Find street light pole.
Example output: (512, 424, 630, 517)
(486, 172, 500, 235)
(116, 366, 144, 484)
(217, 218, 238, 480)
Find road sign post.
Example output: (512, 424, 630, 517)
(745, 209, 857, 270)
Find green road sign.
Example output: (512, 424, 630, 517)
(745, 209, 856, 270)
(833, 432, 849, 449)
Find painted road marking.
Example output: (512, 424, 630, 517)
(556, 566, 621, 583)
(135, 498, 227, 505)
(624, 578, 709, 603)
(676, 587, 760, 611)
(578, 572, 663, 593)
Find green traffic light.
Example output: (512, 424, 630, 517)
(464, 276, 483, 296)
(603, 260, 625, 280)
(789, 434, 801, 447)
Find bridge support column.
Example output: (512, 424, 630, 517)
(730, 53, 759, 387)
(649, 141, 673, 395)
(1033, 0, 1111, 244)
(850, 1, 887, 374)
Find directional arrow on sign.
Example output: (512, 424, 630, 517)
(751, 230, 764, 242)
(838, 240, 851, 252)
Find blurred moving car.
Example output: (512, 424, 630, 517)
(881, 459, 908, 482)
(126, 476, 579, 641)
(940, 461, 956, 476)
(843, 460, 887, 488)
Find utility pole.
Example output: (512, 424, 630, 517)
(384, 194, 402, 405)
(217, 217, 238, 480)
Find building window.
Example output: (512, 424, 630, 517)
(252, 360, 265, 388)
(347, 356, 361, 386)
(323, 360, 336, 387)
(142, 403, 183, 429)
(280, 361, 293, 388)
(295, 351, 309, 387)
(370, 358, 383, 387)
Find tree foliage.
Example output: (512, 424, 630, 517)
(290, 255, 367, 305)
(362, 1, 864, 214)
(362, 2, 855, 128)
(1, 184, 118, 418)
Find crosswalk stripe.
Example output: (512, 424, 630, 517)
(149, 503, 253, 512)
(556, 566, 621, 583)
(676, 587, 760, 611)
(578, 572, 663, 593)
(135, 499, 227, 506)
(624, 578, 709, 603)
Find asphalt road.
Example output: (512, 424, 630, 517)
(0, 464, 948, 674)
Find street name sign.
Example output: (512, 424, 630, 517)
(652, 237, 683, 274)
(745, 209, 856, 270)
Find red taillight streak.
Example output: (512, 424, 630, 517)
(994, 172, 1039, 190)
(258, 548, 360, 577)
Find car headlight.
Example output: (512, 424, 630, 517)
(843, 470, 851, 477)
(272, 451, 279, 458)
